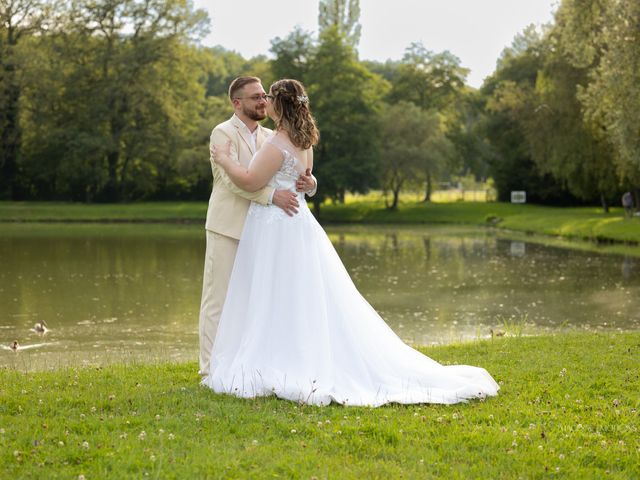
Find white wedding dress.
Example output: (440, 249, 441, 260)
(202, 137, 499, 406)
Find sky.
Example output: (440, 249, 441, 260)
(194, 0, 559, 88)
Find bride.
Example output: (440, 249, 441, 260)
(202, 78, 499, 406)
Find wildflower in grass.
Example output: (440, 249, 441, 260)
(452, 413, 459, 420)
(529, 423, 535, 429)
(108, 395, 115, 401)
(138, 431, 147, 440)
(336, 430, 342, 435)
(82, 441, 89, 450)
(168, 434, 175, 440)
(78, 475, 86, 480)
(0, 428, 4, 434)
(437, 417, 443, 423)
(252, 440, 259, 445)
(155, 414, 160, 420)
(80, 414, 85, 419)
(291, 429, 297, 434)
(158, 429, 165, 434)
(150, 455, 156, 462)
(119, 433, 127, 439)
(538, 445, 543, 450)
(559, 454, 565, 460)
(58, 441, 64, 446)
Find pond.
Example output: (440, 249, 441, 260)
(1, 223, 638, 369)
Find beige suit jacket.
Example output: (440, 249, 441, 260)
(205, 115, 274, 240)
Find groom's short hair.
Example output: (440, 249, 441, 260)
(229, 76, 261, 100)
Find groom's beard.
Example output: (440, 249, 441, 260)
(243, 104, 267, 121)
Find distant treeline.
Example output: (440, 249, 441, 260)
(1, 0, 638, 212)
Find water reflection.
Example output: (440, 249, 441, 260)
(1, 223, 639, 369)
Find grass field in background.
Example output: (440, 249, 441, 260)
(2, 196, 640, 247)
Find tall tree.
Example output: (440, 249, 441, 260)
(482, 26, 576, 204)
(0, 0, 50, 198)
(318, 0, 361, 48)
(557, 0, 640, 186)
(390, 42, 469, 112)
(307, 26, 388, 215)
(64, 0, 208, 201)
(527, 35, 618, 210)
(380, 102, 451, 206)
(17, 0, 209, 201)
(270, 26, 315, 81)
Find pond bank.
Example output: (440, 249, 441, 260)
(2, 200, 640, 247)
(1, 333, 638, 478)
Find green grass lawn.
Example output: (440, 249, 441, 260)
(1, 333, 638, 479)
(3, 199, 640, 246)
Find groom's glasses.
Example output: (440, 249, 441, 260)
(235, 94, 269, 102)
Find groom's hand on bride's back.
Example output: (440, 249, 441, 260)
(272, 190, 299, 216)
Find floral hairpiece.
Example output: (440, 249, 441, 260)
(296, 95, 309, 104)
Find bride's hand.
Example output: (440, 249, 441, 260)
(211, 140, 232, 166)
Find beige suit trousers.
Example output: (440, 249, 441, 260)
(198, 230, 239, 378)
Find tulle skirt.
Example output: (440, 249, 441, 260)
(202, 201, 499, 406)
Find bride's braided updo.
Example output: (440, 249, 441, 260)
(269, 79, 319, 150)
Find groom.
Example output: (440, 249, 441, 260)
(199, 76, 317, 380)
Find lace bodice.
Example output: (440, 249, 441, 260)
(260, 136, 307, 191)
(247, 135, 309, 223)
